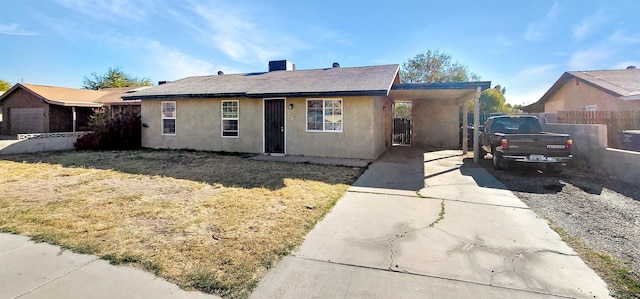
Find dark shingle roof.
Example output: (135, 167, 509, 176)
(123, 64, 400, 100)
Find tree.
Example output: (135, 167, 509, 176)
(82, 66, 152, 90)
(394, 103, 412, 119)
(479, 86, 507, 113)
(401, 49, 480, 83)
(0, 79, 11, 91)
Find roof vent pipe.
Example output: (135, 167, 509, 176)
(218, 71, 224, 75)
(627, 66, 637, 70)
(332, 62, 340, 68)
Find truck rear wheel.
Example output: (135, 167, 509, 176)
(492, 150, 506, 170)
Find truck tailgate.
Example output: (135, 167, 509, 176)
(502, 133, 571, 156)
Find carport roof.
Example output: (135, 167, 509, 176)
(389, 82, 492, 104)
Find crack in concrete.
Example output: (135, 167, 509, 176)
(14, 257, 99, 298)
(437, 227, 577, 291)
(387, 199, 446, 271)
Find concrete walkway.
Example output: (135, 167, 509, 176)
(0, 234, 219, 299)
(251, 147, 611, 298)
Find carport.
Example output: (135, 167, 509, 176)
(388, 81, 491, 158)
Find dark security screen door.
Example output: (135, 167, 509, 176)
(264, 99, 285, 154)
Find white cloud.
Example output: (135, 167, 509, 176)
(611, 61, 640, 70)
(573, 10, 607, 41)
(524, 2, 560, 42)
(55, 0, 148, 21)
(495, 35, 514, 47)
(608, 29, 640, 44)
(188, 1, 307, 64)
(146, 41, 215, 79)
(506, 88, 549, 106)
(568, 49, 609, 70)
(0, 23, 37, 36)
(515, 64, 559, 80)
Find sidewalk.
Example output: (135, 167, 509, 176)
(0, 234, 219, 299)
(251, 148, 611, 298)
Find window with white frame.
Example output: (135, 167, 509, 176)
(222, 100, 239, 137)
(307, 99, 342, 132)
(161, 101, 176, 135)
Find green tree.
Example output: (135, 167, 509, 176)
(0, 79, 11, 91)
(401, 49, 480, 83)
(83, 66, 152, 90)
(479, 86, 507, 113)
(394, 103, 412, 119)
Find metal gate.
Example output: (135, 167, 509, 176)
(264, 99, 285, 154)
(393, 118, 411, 145)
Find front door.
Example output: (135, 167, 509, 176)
(264, 99, 285, 154)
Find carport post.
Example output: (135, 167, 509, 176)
(473, 86, 481, 164)
(462, 101, 468, 154)
(72, 107, 77, 132)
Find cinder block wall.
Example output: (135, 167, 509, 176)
(543, 122, 640, 185)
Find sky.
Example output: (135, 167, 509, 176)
(1, 0, 639, 105)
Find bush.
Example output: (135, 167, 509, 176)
(74, 108, 141, 150)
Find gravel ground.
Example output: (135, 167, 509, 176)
(479, 159, 640, 278)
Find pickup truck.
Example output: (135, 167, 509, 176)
(480, 115, 572, 172)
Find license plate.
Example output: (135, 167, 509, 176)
(529, 155, 545, 161)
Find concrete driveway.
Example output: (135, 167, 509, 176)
(251, 147, 611, 298)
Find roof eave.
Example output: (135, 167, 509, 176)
(124, 90, 389, 100)
(122, 93, 247, 100)
(247, 90, 389, 98)
(43, 99, 104, 107)
(392, 81, 492, 91)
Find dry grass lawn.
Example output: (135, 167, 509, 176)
(0, 150, 363, 298)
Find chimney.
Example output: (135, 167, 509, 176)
(627, 66, 637, 70)
(217, 71, 224, 75)
(268, 60, 295, 72)
(158, 81, 168, 85)
(332, 62, 340, 68)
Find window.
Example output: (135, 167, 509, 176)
(307, 99, 342, 132)
(222, 100, 239, 137)
(161, 101, 176, 135)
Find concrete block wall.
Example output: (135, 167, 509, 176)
(604, 148, 640, 185)
(543, 122, 640, 185)
(543, 123, 608, 169)
(0, 136, 79, 155)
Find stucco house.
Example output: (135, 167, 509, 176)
(123, 61, 490, 160)
(524, 67, 640, 113)
(0, 83, 142, 135)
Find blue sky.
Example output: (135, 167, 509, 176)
(1, 0, 639, 105)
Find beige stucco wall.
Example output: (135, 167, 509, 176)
(545, 79, 640, 112)
(141, 95, 391, 160)
(411, 99, 459, 148)
(141, 98, 262, 153)
(285, 96, 386, 159)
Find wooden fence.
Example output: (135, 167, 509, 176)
(557, 111, 640, 148)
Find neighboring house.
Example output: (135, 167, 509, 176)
(123, 61, 490, 160)
(0, 84, 142, 135)
(524, 67, 640, 113)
